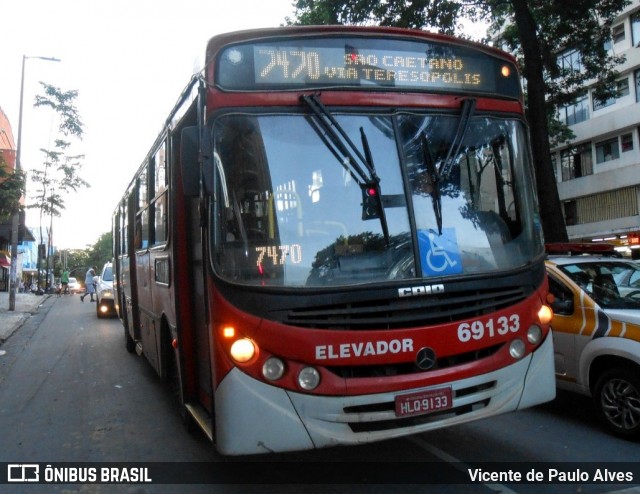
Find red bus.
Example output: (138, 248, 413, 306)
(112, 26, 555, 455)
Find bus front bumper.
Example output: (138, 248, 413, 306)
(214, 331, 554, 455)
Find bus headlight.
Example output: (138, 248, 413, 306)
(509, 339, 526, 360)
(230, 338, 256, 363)
(527, 325, 542, 345)
(262, 357, 285, 381)
(298, 367, 320, 390)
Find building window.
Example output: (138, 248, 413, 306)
(564, 200, 577, 226)
(618, 78, 630, 98)
(560, 143, 592, 181)
(622, 133, 634, 152)
(560, 95, 589, 125)
(559, 49, 583, 74)
(593, 79, 629, 110)
(632, 12, 640, 47)
(595, 137, 620, 163)
(635, 69, 640, 102)
(605, 24, 626, 50)
(613, 24, 626, 43)
(594, 91, 615, 110)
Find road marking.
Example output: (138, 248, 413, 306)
(408, 435, 518, 494)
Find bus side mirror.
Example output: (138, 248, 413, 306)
(180, 126, 214, 197)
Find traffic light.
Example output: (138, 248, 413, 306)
(361, 184, 380, 220)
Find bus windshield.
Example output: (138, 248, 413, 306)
(211, 110, 543, 287)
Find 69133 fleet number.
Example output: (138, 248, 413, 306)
(457, 315, 520, 343)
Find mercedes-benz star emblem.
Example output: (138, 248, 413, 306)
(416, 347, 437, 370)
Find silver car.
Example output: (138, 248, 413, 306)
(96, 262, 116, 318)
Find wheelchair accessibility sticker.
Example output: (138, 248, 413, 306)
(418, 228, 463, 277)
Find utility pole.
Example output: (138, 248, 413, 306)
(8, 55, 61, 310)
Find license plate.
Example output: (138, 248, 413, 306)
(395, 387, 452, 417)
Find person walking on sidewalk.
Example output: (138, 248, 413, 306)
(61, 268, 70, 295)
(81, 266, 97, 302)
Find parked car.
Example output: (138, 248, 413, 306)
(95, 262, 116, 318)
(545, 243, 640, 438)
(67, 277, 82, 294)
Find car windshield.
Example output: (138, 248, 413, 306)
(559, 261, 640, 309)
(210, 111, 543, 287)
(102, 266, 113, 282)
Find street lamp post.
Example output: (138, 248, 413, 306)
(8, 55, 60, 311)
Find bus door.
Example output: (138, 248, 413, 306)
(125, 193, 141, 348)
(134, 168, 162, 374)
(175, 126, 213, 415)
(112, 207, 124, 321)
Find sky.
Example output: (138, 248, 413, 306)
(0, 0, 297, 250)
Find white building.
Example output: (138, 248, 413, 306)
(551, 1, 640, 257)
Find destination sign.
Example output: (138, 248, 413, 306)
(216, 36, 520, 98)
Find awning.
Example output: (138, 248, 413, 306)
(0, 252, 10, 268)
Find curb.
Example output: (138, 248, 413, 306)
(0, 294, 51, 344)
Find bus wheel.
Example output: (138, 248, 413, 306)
(593, 367, 640, 438)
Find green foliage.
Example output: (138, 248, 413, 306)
(89, 231, 113, 267)
(287, 0, 465, 32)
(491, 0, 629, 145)
(53, 231, 112, 279)
(0, 154, 26, 220)
(34, 83, 84, 138)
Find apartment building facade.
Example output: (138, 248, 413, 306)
(552, 1, 640, 257)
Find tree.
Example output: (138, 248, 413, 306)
(0, 153, 25, 220)
(28, 82, 88, 289)
(287, 0, 630, 242)
(52, 231, 111, 282)
(490, 0, 629, 242)
(87, 231, 113, 269)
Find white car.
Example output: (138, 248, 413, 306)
(95, 262, 116, 318)
(546, 243, 640, 438)
(67, 277, 82, 294)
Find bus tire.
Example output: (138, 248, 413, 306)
(593, 366, 640, 438)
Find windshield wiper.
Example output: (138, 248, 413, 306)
(301, 94, 389, 244)
(420, 98, 476, 236)
(439, 98, 476, 179)
(420, 132, 443, 235)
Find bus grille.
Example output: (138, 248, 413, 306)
(326, 343, 502, 379)
(279, 286, 526, 330)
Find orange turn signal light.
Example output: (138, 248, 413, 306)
(538, 305, 553, 325)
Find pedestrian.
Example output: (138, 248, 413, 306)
(61, 268, 70, 295)
(81, 266, 97, 302)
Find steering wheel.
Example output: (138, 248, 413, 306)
(625, 289, 640, 300)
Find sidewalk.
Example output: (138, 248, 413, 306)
(0, 291, 51, 343)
